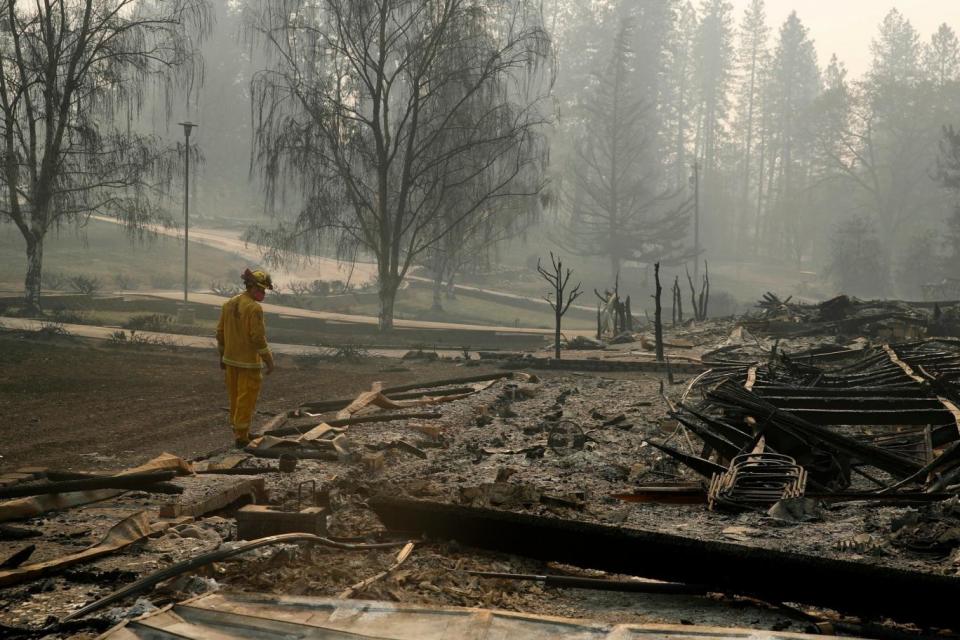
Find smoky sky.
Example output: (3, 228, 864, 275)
(730, 0, 960, 76)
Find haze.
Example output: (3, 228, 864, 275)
(736, 0, 960, 75)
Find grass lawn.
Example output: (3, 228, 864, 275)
(0, 219, 594, 330)
(306, 286, 595, 330)
(0, 219, 247, 294)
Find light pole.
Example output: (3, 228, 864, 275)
(690, 161, 700, 281)
(178, 122, 196, 302)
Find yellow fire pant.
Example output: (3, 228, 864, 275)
(224, 365, 262, 441)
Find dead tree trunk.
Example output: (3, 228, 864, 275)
(625, 296, 633, 331)
(538, 253, 583, 360)
(700, 261, 710, 319)
(672, 276, 683, 326)
(685, 261, 710, 321)
(653, 263, 664, 362)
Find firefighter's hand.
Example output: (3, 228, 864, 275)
(265, 361, 275, 375)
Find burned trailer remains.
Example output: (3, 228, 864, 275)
(668, 339, 960, 503)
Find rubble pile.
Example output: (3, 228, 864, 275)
(4, 321, 960, 639)
(748, 292, 939, 340)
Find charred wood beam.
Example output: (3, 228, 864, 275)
(643, 439, 727, 479)
(708, 383, 922, 478)
(670, 414, 741, 459)
(815, 373, 917, 387)
(764, 408, 953, 426)
(678, 409, 754, 448)
(932, 424, 960, 448)
(0, 472, 180, 499)
(467, 570, 708, 595)
(750, 386, 930, 397)
(369, 497, 960, 628)
(244, 447, 338, 461)
(761, 397, 942, 409)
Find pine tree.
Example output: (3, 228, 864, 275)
(869, 9, 922, 91)
(827, 217, 889, 298)
(861, 9, 937, 248)
(764, 12, 820, 265)
(564, 16, 691, 279)
(691, 0, 735, 255)
(693, 0, 735, 179)
(732, 0, 770, 252)
(924, 23, 960, 88)
(663, 1, 699, 187)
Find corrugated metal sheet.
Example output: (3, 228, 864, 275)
(100, 593, 859, 639)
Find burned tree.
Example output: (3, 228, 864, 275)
(653, 262, 664, 362)
(594, 273, 632, 338)
(0, 0, 210, 312)
(244, 0, 553, 331)
(672, 276, 683, 326)
(537, 253, 583, 360)
(686, 261, 710, 321)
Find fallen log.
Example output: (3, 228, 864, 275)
(369, 496, 960, 628)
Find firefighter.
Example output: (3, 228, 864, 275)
(217, 268, 275, 447)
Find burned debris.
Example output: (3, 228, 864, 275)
(5, 313, 960, 639)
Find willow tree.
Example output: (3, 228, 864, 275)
(0, 0, 210, 312)
(244, 0, 553, 331)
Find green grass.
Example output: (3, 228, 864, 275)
(0, 219, 247, 294)
(307, 286, 594, 329)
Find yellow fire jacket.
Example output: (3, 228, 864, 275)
(216, 293, 271, 369)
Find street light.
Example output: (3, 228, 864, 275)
(689, 161, 700, 280)
(178, 121, 196, 302)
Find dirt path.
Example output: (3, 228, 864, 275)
(0, 332, 500, 472)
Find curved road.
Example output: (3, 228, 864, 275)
(91, 215, 595, 315)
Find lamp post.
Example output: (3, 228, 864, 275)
(690, 160, 700, 281)
(178, 121, 196, 302)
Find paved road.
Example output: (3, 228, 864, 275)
(90, 215, 379, 286)
(92, 215, 595, 315)
(139, 290, 587, 336)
